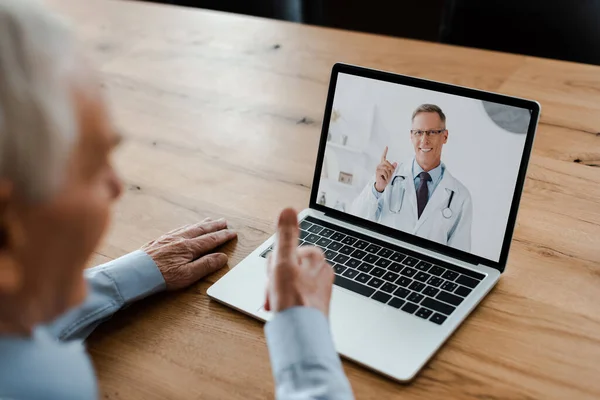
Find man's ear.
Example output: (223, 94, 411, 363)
(443, 130, 449, 144)
(0, 181, 24, 294)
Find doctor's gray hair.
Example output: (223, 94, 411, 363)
(0, 0, 85, 201)
(412, 104, 446, 125)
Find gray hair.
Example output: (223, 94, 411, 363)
(411, 104, 446, 125)
(0, 0, 82, 201)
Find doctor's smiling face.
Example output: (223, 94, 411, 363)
(410, 104, 448, 172)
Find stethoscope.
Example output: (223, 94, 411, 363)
(388, 175, 455, 219)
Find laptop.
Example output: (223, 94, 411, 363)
(208, 63, 540, 382)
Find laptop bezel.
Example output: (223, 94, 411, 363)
(309, 63, 540, 273)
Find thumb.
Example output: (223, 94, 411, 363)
(392, 162, 398, 168)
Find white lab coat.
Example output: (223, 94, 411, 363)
(350, 158, 473, 252)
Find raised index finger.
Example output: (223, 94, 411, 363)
(381, 146, 388, 163)
(273, 208, 299, 264)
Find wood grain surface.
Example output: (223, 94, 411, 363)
(47, 0, 600, 398)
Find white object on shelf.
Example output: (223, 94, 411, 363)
(326, 141, 363, 153)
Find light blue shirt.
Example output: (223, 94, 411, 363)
(0, 251, 353, 400)
(412, 159, 445, 200)
(371, 159, 445, 220)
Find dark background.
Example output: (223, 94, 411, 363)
(143, 0, 600, 66)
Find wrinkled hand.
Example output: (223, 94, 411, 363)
(264, 208, 334, 317)
(142, 218, 237, 290)
(375, 146, 398, 193)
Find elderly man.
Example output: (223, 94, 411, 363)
(0, 1, 353, 399)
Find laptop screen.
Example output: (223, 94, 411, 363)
(315, 72, 533, 263)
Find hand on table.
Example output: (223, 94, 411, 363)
(142, 218, 237, 290)
(374, 146, 398, 193)
(264, 208, 334, 317)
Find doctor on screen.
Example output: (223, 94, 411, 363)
(351, 104, 473, 251)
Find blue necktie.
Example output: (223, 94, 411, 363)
(416, 171, 432, 219)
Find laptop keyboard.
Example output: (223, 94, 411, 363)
(260, 216, 485, 326)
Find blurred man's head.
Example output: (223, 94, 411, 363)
(410, 104, 448, 172)
(0, 0, 122, 333)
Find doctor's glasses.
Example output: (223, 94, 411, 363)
(410, 129, 447, 137)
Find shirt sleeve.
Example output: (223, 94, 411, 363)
(265, 307, 355, 400)
(45, 250, 166, 341)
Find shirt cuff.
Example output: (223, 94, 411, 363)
(87, 250, 166, 305)
(371, 182, 382, 199)
(265, 307, 340, 373)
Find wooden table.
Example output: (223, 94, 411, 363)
(47, 0, 600, 398)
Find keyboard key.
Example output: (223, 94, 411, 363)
(297, 240, 305, 247)
(388, 297, 405, 309)
(333, 264, 346, 274)
(383, 271, 399, 282)
(429, 266, 445, 276)
(356, 273, 371, 284)
(422, 286, 440, 297)
(375, 258, 391, 268)
(299, 221, 312, 230)
(333, 254, 349, 264)
(422, 297, 456, 315)
(403, 256, 419, 267)
(455, 285, 472, 297)
(364, 254, 379, 264)
(320, 228, 335, 238)
(393, 287, 410, 298)
(308, 225, 323, 234)
(377, 248, 394, 258)
(327, 242, 343, 251)
(350, 249, 367, 260)
(316, 237, 332, 247)
(330, 232, 345, 242)
(442, 270, 459, 281)
(414, 272, 431, 282)
(315, 244, 328, 252)
(389, 252, 406, 263)
(401, 302, 419, 314)
(339, 245, 354, 255)
(345, 258, 361, 269)
(334, 275, 375, 297)
(381, 282, 398, 293)
(401, 267, 417, 277)
(354, 240, 369, 250)
(365, 244, 382, 254)
(305, 234, 320, 243)
(357, 263, 374, 273)
(409, 281, 425, 292)
(396, 276, 412, 287)
(388, 262, 403, 273)
(427, 277, 444, 287)
(408, 292, 424, 304)
(343, 269, 359, 279)
(371, 267, 386, 277)
(456, 275, 480, 288)
(436, 291, 464, 306)
(342, 236, 357, 246)
(372, 291, 391, 303)
(324, 250, 337, 261)
(260, 248, 272, 258)
(299, 241, 311, 246)
(367, 277, 384, 288)
(415, 261, 432, 271)
(441, 281, 458, 292)
(430, 313, 447, 325)
(299, 230, 309, 240)
(416, 307, 433, 319)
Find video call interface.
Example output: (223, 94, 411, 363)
(316, 73, 531, 262)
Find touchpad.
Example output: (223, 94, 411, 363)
(329, 288, 386, 352)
